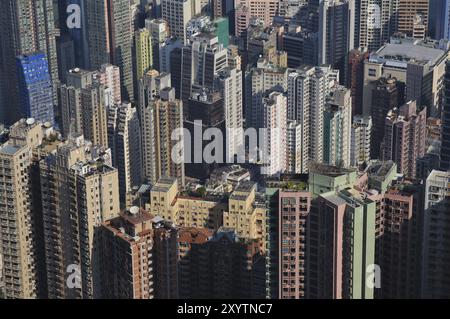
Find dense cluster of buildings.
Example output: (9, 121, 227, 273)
(0, 0, 449, 299)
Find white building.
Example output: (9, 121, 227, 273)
(162, 0, 199, 44)
(217, 67, 244, 162)
(323, 85, 352, 168)
(287, 66, 339, 172)
(287, 120, 303, 174)
(261, 92, 287, 176)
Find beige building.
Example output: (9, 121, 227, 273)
(0, 119, 44, 298)
(141, 87, 185, 186)
(396, 0, 429, 38)
(223, 182, 266, 252)
(149, 178, 225, 232)
(363, 36, 448, 117)
(39, 135, 120, 299)
(149, 179, 266, 251)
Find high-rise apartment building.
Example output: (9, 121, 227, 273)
(440, 60, 450, 170)
(287, 66, 339, 173)
(261, 92, 288, 176)
(178, 227, 265, 299)
(0, 119, 47, 298)
(86, 0, 134, 101)
(422, 170, 450, 298)
(421, 170, 450, 298)
(100, 207, 178, 299)
(149, 177, 226, 232)
(377, 180, 424, 299)
(323, 86, 352, 168)
(234, 0, 279, 37)
(346, 48, 369, 116)
(278, 190, 311, 299)
(369, 76, 404, 159)
(281, 27, 319, 69)
(141, 87, 185, 185)
(16, 53, 55, 125)
(245, 59, 288, 130)
(318, 0, 355, 82)
(308, 168, 377, 299)
(355, 0, 392, 52)
(0, 0, 59, 125)
(351, 115, 372, 167)
(39, 136, 120, 299)
(174, 34, 228, 102)
(393, 0, 429, 38)
(100, 207, 155, 299)
(161, 0, 194, 44)
(223, 182, 267, 251)
(107, 103, 142, 205)
(135, 28, 154, 81)
(93, 64, 122, 106)
(146, 19, 170, 72)
(217, 68, 244, 162)
(59, 68, 93, 138)
(381, 100, 427, 178)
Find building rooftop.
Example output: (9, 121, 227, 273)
(372, 39, 448, 68)
(0, 143, 21, 155)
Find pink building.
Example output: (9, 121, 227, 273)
(94, 63, 122, 106)
(381, 100, 427, 178)
(278, 190, 311, 299)
(234, 0, 279, 37)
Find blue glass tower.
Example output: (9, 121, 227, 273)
(16, 52, 55, 125)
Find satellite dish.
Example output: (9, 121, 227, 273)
(129, 206, 140, 215)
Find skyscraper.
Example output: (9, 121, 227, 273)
(346, 48, 369, 116)
(261, 92, 288, 176)
(440, 60, 450, 170)
(422, 170, 450, 298)
(0, 0, 59, 125)
(370, 76, 403, 159)
(350, 115, 372, 167)
(40, 137, 120, 299)
(323, 86, 352, 168)
(377, 180, 424, 299)
(381, 100, 427, 178)
(100, 207, 179, 299)
(107, 103, 142, 205)
(308, 166, 376, 299)
(318, 0, 355, 82)
(161, 0, 194, 44)
(100, 207, 156, 299)
(16, 53, 55, 125)
(86, 0, 134, 101)
(141, 87, 185, 185)
(355, 0, 392, 52)
(278, 190, 311, 299)
(135, 28, 154, 81)
(287, 66, 339, 173)
(0, 119, 46, 298)
(217, 68, 244, 162)
(393, 0, 429, 38)
(176, 34, 228, 102)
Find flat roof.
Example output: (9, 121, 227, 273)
(0, 143, 22, 155)
(376, 43, 446, 66)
